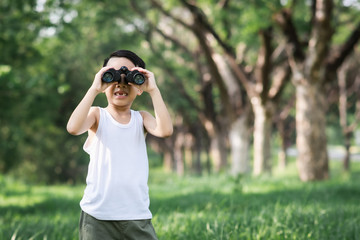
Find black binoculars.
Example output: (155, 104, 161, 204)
(102, 66, 145, 85)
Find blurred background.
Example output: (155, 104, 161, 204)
(1, 0, 360, 184)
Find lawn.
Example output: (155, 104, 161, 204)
(1, 160, 359, 240)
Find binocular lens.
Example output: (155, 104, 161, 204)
(133, 74, 145, 85)
(102, 72, 114, 83)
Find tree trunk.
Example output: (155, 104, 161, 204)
(192, 126, 203, 175)
(296, 84, 329, 181)
(163, 150, 174, 173)
(193, 141, 202, 175)
(252, 97, 273, 175)
(277, 113, 295, 170)
(184, 133, 194, 173)
(274, 0, 338, 181)
(278, 149, 287, 170)
(277, 120, 288, 169)
(337, 60, 359, 172)
(211, 129, 228, 172)
(230, 114, 250, 175)
(343, 132, 351, 171)
(146, 135, 175, 173)
(174, 131, 185, 176)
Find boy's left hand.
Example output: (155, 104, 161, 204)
(130, 67, 158, 94)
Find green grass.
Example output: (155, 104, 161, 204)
(1, 160, 360, 240)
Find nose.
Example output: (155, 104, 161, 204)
(117, 75, 127, 86)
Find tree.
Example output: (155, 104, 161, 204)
(0, 0, 47, 173)
(1, 0, 154, 182)
(337, 52, 360, 171)
(130, 0, 236, 173)
(151, 0, 293, 175)
(275, 0, 360, 181)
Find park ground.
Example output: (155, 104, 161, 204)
(0, 157, 359, 240)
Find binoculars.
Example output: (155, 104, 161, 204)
(102, 66, 145, 85)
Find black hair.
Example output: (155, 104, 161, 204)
(103, 50, 146, 68)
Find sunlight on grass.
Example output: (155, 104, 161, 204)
(1, 160, 359, 239)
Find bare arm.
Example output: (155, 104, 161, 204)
(66, 66, 113, 135)
(133, 67, 173, 137)
(141, 88, 173, 137)
(66, 89, 98, 135)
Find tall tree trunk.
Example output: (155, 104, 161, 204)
(337, 56, 360, 171)
(146, 135, 175, 173)
(211, 128, 228, 172)
(184, 133, 194, 173)
(338, 62, 351, 171)
(274, 0, 350, 181)
(296, 83, 329, 181)
(212, 53, 251, 175)
(252, 97, 273, 175)
(277, 119, 289, 170)
(193, 140, 202, 175)
(275, 95, 295, 170)
(163, 150, 174, 173)
(296, 0, 331, 181)
(343, 132, 351, 171)
(278, 145, 287, 170)
(193, 125, 204, 175)
(230, 114, 250, 175)
(174, 131, 185, 176)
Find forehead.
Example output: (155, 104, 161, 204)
(106, 57, 135, 69)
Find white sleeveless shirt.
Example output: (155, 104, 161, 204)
(80, 107, 152, 220)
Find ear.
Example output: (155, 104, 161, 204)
(137, 89, 143, 96)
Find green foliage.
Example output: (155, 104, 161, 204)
(0, 0, 153, 182)
(0, 0, 44, 66)
(1, 161, 359, 239)
(1, 0, 360, 182)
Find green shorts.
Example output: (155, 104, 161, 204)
(79, 211, 158, 240)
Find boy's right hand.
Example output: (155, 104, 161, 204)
(90, 66, 115, 93)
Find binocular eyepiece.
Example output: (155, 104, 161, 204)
(102, 66, 145, 85)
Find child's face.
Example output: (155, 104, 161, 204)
(104, 57, 142, 108)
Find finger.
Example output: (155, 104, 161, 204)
(131, 67, 149, 74)
(130, 67, 144, 71)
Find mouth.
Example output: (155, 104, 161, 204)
(114, 90, 128, 97)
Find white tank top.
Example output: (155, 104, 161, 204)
(80, 107, 152, 220)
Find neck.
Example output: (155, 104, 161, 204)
(106, 104, 131, 115)
(106, 104, 132, 124)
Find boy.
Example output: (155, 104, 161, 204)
(67, 50, 173, 240)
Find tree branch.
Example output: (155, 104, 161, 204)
(274, 9, 305, 61)
(326, 22, 360, 73)
(179, 0, 235, 57)
(192, 24, 235, 121)
(307, 0, 333, 80)
(145, 31, 203, 113)
(130, 0, 195, 61)
(147, 0, 193, 30)
(182, 0, 252, 95)
(255, 27, 273, 103)
(268, 62, 291, 101)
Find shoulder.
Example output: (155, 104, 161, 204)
(89, 107, 101, 131)
(139, 110, 156, 127)
(139, 110, 153, 121)
(89, 106, 100, 119)
(139, 110, 156, 129)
